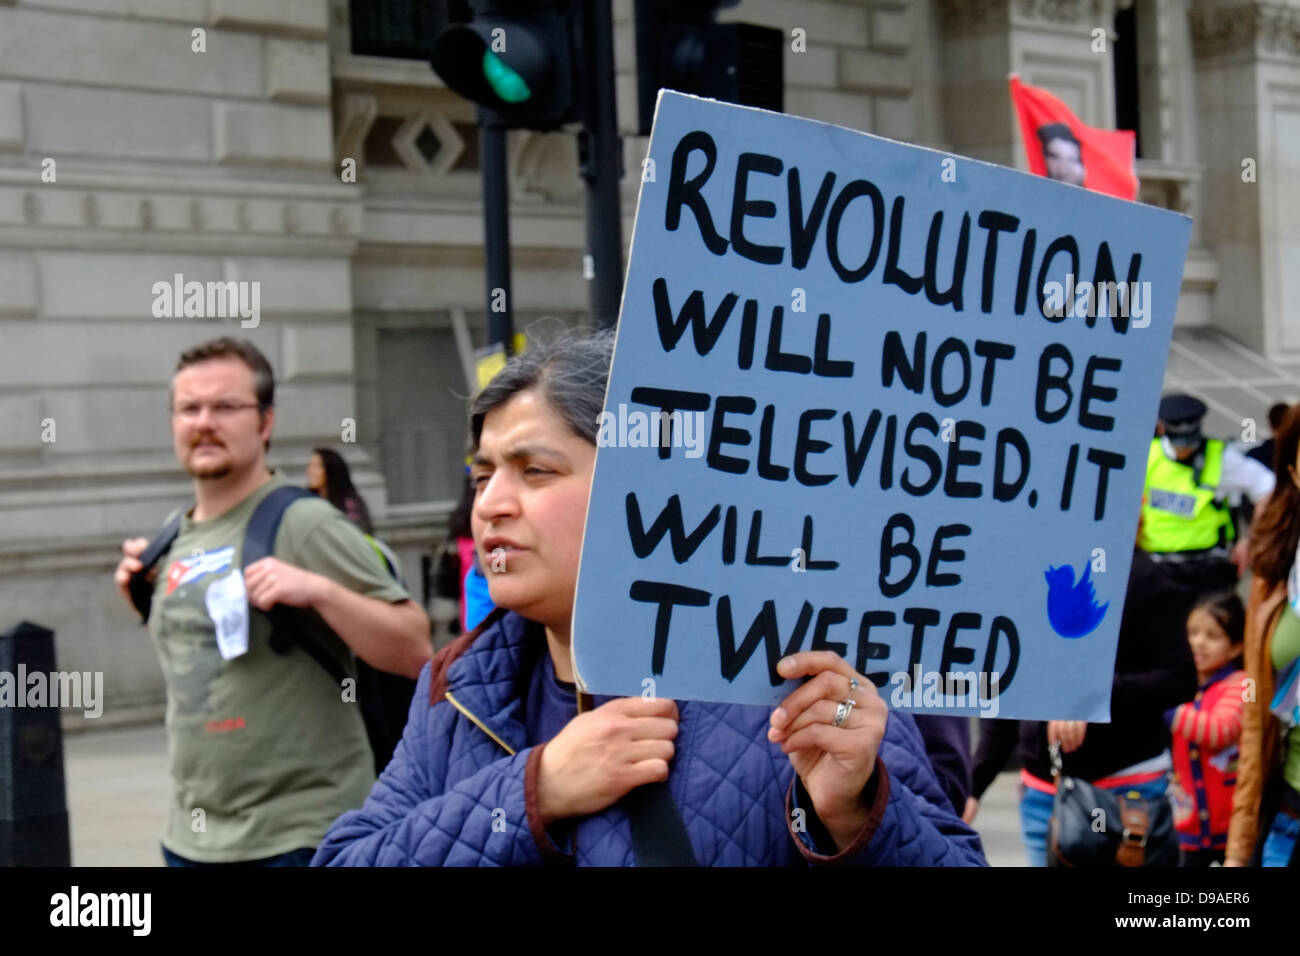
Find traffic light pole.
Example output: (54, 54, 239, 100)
(580, 0, 624, 330)
(479, 109, 514, 352)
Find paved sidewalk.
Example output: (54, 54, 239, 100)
(61, 721, 1027, 866)
(975, 768, 1026, 867)
(65, 723, 169, 867)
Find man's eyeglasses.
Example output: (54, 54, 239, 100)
(171, 401, 262, 420)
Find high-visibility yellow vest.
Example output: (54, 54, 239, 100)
(1139, 438, 1235, 553)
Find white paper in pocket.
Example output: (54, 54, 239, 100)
(205, 569, 250, 660)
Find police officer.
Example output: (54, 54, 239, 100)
(1139, 394, 1274, 597)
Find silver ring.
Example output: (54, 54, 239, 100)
(832, 697, 856, 728)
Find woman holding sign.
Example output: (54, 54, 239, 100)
(312, 330, 985, 867)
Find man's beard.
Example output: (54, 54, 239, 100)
(187, 461, 232, 480)
(185, 441, 233, 480)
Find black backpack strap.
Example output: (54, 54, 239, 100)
(622, 782, 698, 866)
(242, 486, 348, 686)
(242, 485, 316, 565)
(128, 511, 184, 623)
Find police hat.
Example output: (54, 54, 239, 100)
(1158, 393, 1206, 444)
(1159, 393, 1206, 426)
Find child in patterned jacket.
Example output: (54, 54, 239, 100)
(1167, 592, 1249, 866)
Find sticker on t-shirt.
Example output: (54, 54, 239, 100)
(165, 546, 235, 595)
(205, 569, 250, 660)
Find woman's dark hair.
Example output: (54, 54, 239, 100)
(1037, 122, 1080, 150)
(312, 447, 374, 535)
(1190, 591, 1246, 646)
(469, 328, 614, 449)
(447, 470, 475, 540)
(1250, 403, 1300, 585)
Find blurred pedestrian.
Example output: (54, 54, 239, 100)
(432, 470, 494, 641)
(307, 447, 374, 535)
(314, 329, 985, 867)
(1228, 405, 1300, 866)
(912, 715, 973, 817)
(1166, 592, 1248, 866)
(1140, 394, 1273, 595)
(112, 337, 430, 866)
(307, 446, 404, 581)
(1245, 402, 1290, 470)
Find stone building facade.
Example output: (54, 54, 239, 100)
(1, 0, 1297, 727)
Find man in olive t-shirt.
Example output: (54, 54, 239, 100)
(115, 338, 432, 865)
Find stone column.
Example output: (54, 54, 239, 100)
(1191, 0, 1300, 356)
(939, 0, 1120, 167)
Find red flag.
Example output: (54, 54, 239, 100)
(1009, 74, 1138, 200)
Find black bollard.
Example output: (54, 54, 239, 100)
(0, 621, 71, 866)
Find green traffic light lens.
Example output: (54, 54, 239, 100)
(482, 50, 532, 104)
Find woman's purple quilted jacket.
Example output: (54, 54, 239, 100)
(313, 611, 987, 867)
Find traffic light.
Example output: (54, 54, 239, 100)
(634, 0, 784, 136)
(430, 0, 582, 131)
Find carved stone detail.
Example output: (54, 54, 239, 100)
(334, 91, 378, 167)
(939, 0, 1105, 30)
(1191, 2, 1300, 60)
(1015, 0, 1107, 22)
(509, 131, 552, 200)
(1256, 5, 1300, 54)
(939, 0, 1008, 30)
(391, 108, 465, 177)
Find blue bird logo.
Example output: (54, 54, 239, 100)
(1044, 561, 1109, 638)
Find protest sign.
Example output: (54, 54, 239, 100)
(571, 91, 1191, 720)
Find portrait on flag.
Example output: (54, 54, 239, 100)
(1010, 75, 1138, 201)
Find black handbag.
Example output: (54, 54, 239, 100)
(1046, 743, 1180, 867)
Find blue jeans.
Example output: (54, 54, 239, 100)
(1262, 814, 1300, 867)
(162, 845, 317, 867)
(1020, 775, 1171, 867)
